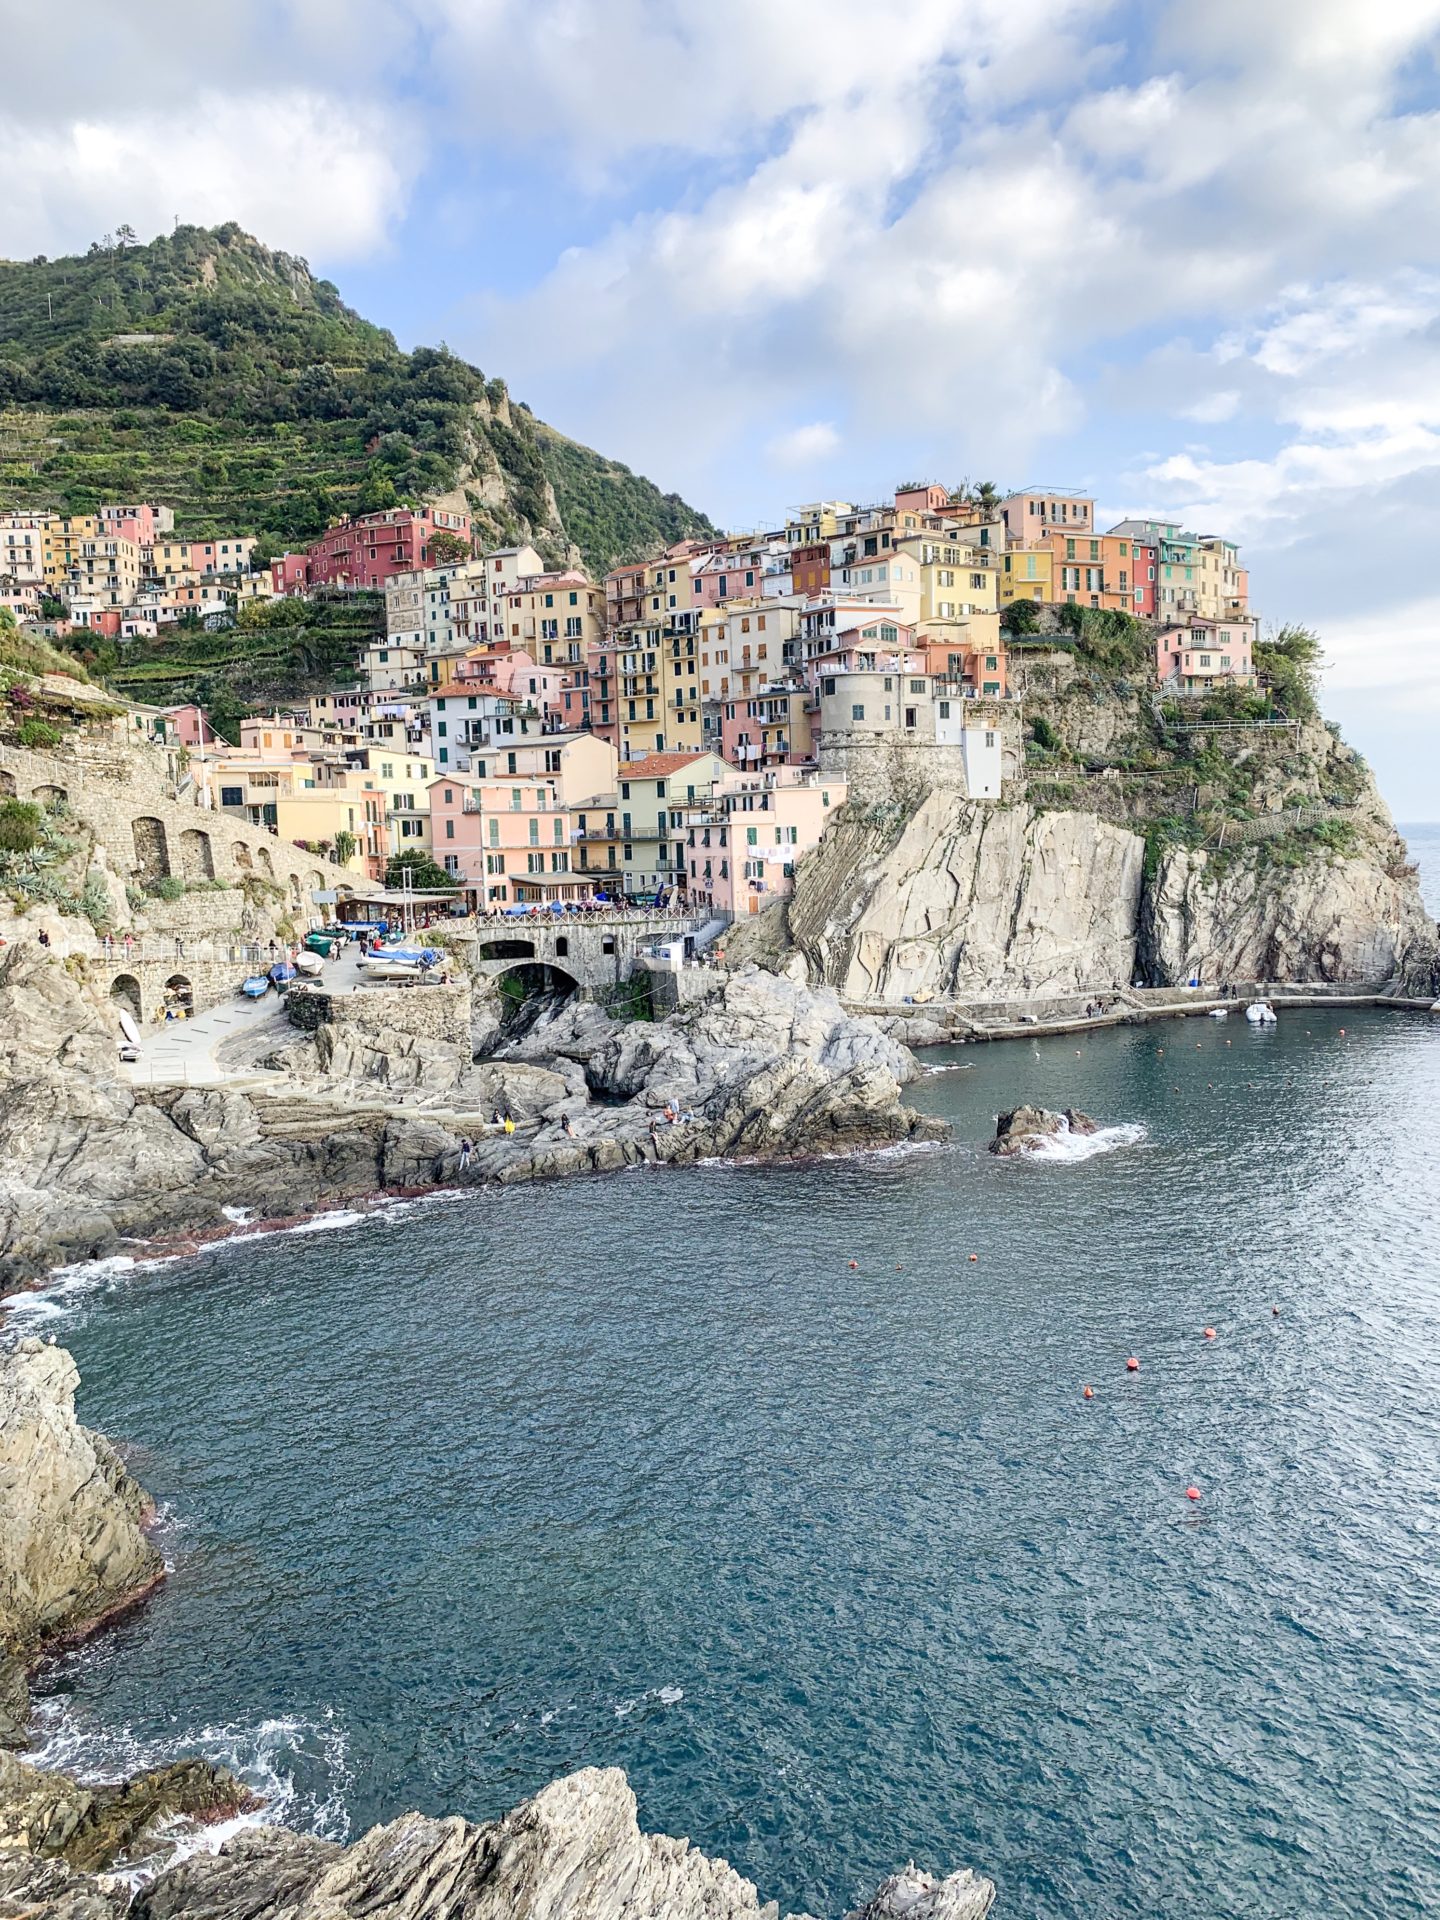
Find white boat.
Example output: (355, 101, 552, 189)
(1207, 1007, 1229, 1019)
(357, 955, 431, 982)
(1245, 1001, 1278, 1025)
(293, 952, 325, 978)
(117, 1009, 141, 1048)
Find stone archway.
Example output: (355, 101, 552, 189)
(255, 844, 274, 877)
(162, 973, 193, 1014)
(33, 784, 69, 809)
(178, 827, 215, 881)
(477, 938, 536, 961)
(110, 974, 142, 1022)
(232, 841, 254, 872)
(132, 816, 170, 885)
(288, 873, 302, 903)
(308, 870, 326, 892)
(0, 770, 15, 798)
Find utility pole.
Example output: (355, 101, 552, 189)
(46, 294, 53, 323)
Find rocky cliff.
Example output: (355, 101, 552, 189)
(0, 1761, 995, 1920)
(734, 701, 1437, 1002)
(0, 1340, 165, 1748)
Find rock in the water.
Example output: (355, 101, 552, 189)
(0, 1749, 252, 1874)
(0, 1340, 165, 1742)
(990, 1106, 1096, 1155)
(847, 1862, 995, 1920)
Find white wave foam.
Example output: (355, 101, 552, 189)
(25, 1698, 353, 1862)
(1014, 1120, 1147, 1163)
(1, 1253, 176, 1333)
(921, 1060, 974, 1075)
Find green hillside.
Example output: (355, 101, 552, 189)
(0, 224, 713, 572)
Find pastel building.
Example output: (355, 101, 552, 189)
(683, 767, 848, 919)
(998, 490, 1095, 542)
(274, 506, 472, 594)
(1155, 618, 1257, 692)
(427, 733, 617, 907)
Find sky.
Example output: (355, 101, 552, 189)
(3, 0, 1440, 815)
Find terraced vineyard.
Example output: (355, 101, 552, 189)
(0, 224, 713, 572)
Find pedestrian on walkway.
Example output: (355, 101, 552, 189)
(174, 936, 185, 960)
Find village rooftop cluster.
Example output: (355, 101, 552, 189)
(1, 485, 1257, 916)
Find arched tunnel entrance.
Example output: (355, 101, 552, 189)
(492, 960, 579, 1041)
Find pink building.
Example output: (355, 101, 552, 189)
(272, 553, 312, 595)
(719, 686, 813, 769)
(1156, 617, 1257, 692)
(98, 503, 169, 546)
(427, 733, 617, 906)
(277, 507, 472, 595)
(684, 767, 848, 919)
(159, 703, 219, 747)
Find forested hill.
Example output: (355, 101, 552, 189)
(0, 224, 713, 572)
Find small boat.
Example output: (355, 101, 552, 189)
(117, 1009, 141, 1048)
(1207, 1007, 1229, 1019)
(293, 952, 325, 978)
(269, 961, 297, 990)
(304, 930, 340, 956)
(240, 975, 271, 999)
(1245, 1001, 1278, 1025)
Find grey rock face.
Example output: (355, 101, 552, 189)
(0, 1340, 165, 1757)
(0, 1764, 996, 1920)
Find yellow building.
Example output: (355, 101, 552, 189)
(42, 516, 99, 586)
(614, 619, 667, 760)
(892, 531, 1001, 650)
(660, 622, 705, 752)
(999, 547, 1055, 606)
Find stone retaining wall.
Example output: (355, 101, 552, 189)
(287, 981, 472, 1047)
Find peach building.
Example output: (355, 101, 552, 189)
(683, 767, 848, 919)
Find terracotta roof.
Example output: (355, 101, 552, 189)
(427, 679, 505, 702)
(617, 751, 710, 778)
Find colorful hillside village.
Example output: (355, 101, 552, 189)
(1, 486, 1257, 914)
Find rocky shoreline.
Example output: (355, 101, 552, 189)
(0, 1340, 995, 1919)
(0, 951, 944, 1292)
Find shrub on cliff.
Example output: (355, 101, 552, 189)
(0, 800, 43, 853)
(1255, 623, 1325, 719)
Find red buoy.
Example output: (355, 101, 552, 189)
(1126, 1356, 1140, 1372)
(848, 1259, 858, 1270)
(969, 1253, 978, 1263)
(1203, 1327, 1216, 1340)
(1186, 1485, 1201, 1501)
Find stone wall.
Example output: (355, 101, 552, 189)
(101, 957, 244, 1026)
(289, 981, 472, 1047)
(0, 739, 371, 924)
(817, 720, 1025, 807)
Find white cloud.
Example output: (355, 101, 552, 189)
(767, 423, 841, 468)
(0, 90, 414, 263)
(1180, 392, 1241, 424)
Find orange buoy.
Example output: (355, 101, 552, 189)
(848, 1259, 858, 1269)
(1186, 1485, 1201, 1501)
(1126, 1356, 1140, 1372)
(1082, 1385, 1094, 1399)
(1203, 1327, 1216, 1340)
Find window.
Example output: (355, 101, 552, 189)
(909, 678, 926, 693)
(510, 788, 522, 811)
(851, 703, 865, 721)
(746, 826, 758, 845)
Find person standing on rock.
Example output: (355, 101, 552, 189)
(459, 1137, 473, 1172)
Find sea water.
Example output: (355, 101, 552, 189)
(10, 998, 1440, 1918)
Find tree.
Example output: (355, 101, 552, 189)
(356, 465, 398, 513)
(1005, 596, 1040, 635)
(1255, 623, 1325, 719)
(427, 530, 470, 567)
(386, 848, 454, 891)
(331, 828, 358, 867)
(974, 480, 1001, 514)
(115, 224, 138, 249)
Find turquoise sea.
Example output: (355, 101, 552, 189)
(10, 991, 1440, 1918)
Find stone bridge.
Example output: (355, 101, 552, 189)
(463, 915, 706, 997)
